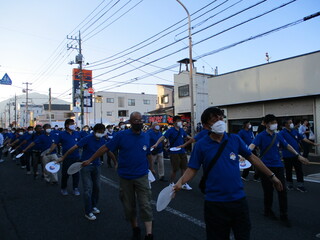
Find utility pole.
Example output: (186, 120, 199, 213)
(49, 88, 52, 125)
(7, 101, 11, 127)
(22, 82, 32, 127)
(176, 0, 195, 137)
(14, 94, 17, 127)
(67, 31, 84, 128)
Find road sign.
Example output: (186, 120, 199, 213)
(88, 87, 94, 94)
(0, 73, 12, 85)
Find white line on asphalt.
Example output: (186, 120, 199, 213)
(100, 175, 206, 229)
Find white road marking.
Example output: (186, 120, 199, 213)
(100, 175, 206, 229)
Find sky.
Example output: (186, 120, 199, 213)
(0, 0, 319, 105)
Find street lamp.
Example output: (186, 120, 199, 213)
(176, 0, 195, 137)
(97, 95, 103, 124)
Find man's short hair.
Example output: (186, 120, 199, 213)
(201, 107, 224, 124)
(43, 124, 51, 129)
(264, 114, 276, 124)
(243, 120, 250, 127)
(93, 123, 106, 132)
(27, 126, 34, 130)
(282, 117, 292, 126)
(173, 116, 182, 122)
(65, 119, 74, 127)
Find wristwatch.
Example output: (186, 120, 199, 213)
(269, 173, 275, 179)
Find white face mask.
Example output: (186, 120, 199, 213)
(19, 132, 24, 135)
(289, 123, 294, 129)
(269, 123, 278, 131)
(155, 125, 160, 131)
(120, 125, 125, 129)
(95, 133, 104, 138)
(28, 131, 33, 134)
(176, 122, 183, 128)
(248, 124, 252, 129)
(55, 127, 59, 130)
(69, 125, 76, 131)
(108, 129, 113, 133)
(211, 120, 226, 134)
(46, 129, 52, 133)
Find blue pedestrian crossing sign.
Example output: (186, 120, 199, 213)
(0, 73, 12, 85)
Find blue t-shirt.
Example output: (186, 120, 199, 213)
(77, 133, 106, 165)
(31, 133, 44, 151)
(106, 129, 150, 180)
(54, 130, 81, 159)
(20, 133, 34, 152)
(34, 133, 57, 153)
(164, 127, 187, 154)
(148, 129, 163, 153)
(105, 131, 115, 142)
(194, 129, 210, 142)
(80, 130, 90, 139)
(279, 128, 304, 158)
(253, 131, 288, 167)
(51, 129, 61, 137)
(238, 129, 255, 146)
(189, 133, 252, 202)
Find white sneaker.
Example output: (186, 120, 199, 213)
(182, 183, 192, 190)
(0, 159, 4, 163)
(85, 213, 96, 221)
(92, 207, 100, 214)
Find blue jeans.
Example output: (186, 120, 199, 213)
(81, 165, 101, 215)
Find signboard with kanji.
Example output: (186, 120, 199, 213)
(72, 68, 93, 113)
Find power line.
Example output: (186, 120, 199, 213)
(92, 0, 293, 82)
(84, 0, 145, 42)
(89, 0, 267, 73)
(81, 0, 121, 34)
(94, 11, 319, 92)
(88, 0, 224, 66)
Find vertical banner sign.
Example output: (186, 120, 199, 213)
(72, 68, 93, 113)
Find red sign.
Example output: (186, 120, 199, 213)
(88, 88, 94, 94)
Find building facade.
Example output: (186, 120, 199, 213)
(88, 91, 157, 125)
(207, 50, 320, 153)
(174, 68, 211, 125)
(37, 104, 74, 126)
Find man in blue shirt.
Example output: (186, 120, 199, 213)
(174, 107, 283, 240)
(250, 114, 309, 227)
(299, 119, 311, 158)
(48, 119, 81, 196)
(152, 116, 192, 190)
(57, 124, 112, 221)
(0, 128, 4, 163)
(238, 121, 259, 181)
(279, 118, 318, 192)
(148, 122, 166, 181)
(23, 124, 57, 181)
(177, 110, 212, 150)
(15, 126, 35, 172)
(105, 125, 115, 168)
(83, 112, 154, 240)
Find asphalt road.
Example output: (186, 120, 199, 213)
(1, 156, 320, 240)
